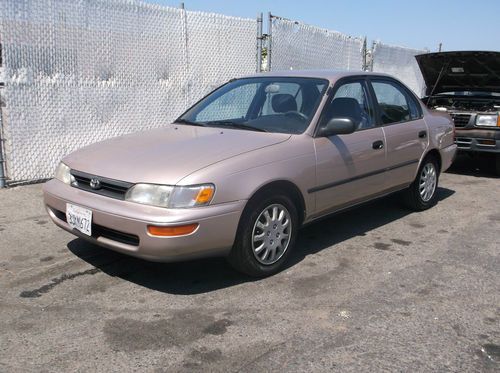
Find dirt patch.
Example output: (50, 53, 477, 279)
(391, 239, 412, 246)
(203, 319, 233, 335)
(103, 311, 233, 351)
(374, 242, 392, 251)
(19, 268, 100, 298)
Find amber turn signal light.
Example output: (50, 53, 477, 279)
(147, 223, 198, 237)
(195, 187, 215, 205)
(477, 139, 496, 146)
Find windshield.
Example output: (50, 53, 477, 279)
(177, 77, 328, 134)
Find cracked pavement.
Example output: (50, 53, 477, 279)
(1, 154, 499, 372)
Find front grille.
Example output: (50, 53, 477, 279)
(51, 208, 140, 246)
(71, 170, 133, 200)
(455, 137, 472, 149)
(52, 208, 66, 221)
(93, 225, 140, 246)
(450, 113, 471, 128)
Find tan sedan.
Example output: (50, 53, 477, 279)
(44, 71, 456, 276)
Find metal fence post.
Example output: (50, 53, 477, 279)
(180, 2, 190, 107)
(0, 91, 6, 188)
(267, 12, 272, 71)
(370, 41, 376, 72)
(256, 12, 263, 72)
(362, 37, 367, 71)
(0, 39, 5, 187)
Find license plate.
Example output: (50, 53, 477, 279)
(66, 203, 92, 236)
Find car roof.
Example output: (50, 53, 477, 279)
(242, 69, 393, 82)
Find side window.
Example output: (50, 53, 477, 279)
(371, 81, 413, 124)
(406, 92, 422, 120)
(321, 81, 374, 130)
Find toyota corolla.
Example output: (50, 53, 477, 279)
(44, 71, 456, 276)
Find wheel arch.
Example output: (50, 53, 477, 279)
(423, 148, 442, 173)
(244, 180, 307, 226)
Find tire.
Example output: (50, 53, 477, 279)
(495, 155, 500, 176)
(402, 156, 440, 211)
(228, 192, 299, 277)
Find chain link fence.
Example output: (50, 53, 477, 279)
(268, 15, 365, 71)
(371, 41, 428, 96)
(0, 0, 256, 183)
(0, 2, 430, 186)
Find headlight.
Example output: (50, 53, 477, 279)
(54, 162, 75, 185)
(125, 183, 215, 208)
(476, 114, 499, 127)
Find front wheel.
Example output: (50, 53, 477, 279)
(495, 154, 500, 176)
(228, 193, 298, 277)
(402, 156, 440, 211)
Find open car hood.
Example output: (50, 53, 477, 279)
(415, 51, 500, 96)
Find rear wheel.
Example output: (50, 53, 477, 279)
(228, 193, 298, 277)
(402, 156, 439, 211)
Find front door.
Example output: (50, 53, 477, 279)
(312, 79, 387, 216)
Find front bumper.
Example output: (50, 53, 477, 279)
(455, 128, 500, 154)
(43, 179, 246, 262)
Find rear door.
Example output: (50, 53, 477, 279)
(368, 78, 428, 189)
(312, 78, 387, 216)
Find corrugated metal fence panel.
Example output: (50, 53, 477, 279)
(270, 17, 364, 71)
(0, 0, 256, 183)
(372, 42, 427, 97)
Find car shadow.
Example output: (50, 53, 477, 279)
(446, 153, 499, 178)
(68, 187, 455, 295)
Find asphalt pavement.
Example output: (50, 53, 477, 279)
(1, 154, 499, 372)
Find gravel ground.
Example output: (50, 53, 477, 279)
(0, 154, 499, 372)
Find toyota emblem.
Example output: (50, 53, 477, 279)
(89, 178, 101, 190)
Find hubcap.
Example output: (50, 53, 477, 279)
(419, 162, 437, 202)
(251, 203, 292, 265)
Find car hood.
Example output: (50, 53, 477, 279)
(64, 125, 291, 185)
(415, 51, 500, 96)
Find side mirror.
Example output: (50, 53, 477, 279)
(318, 117, 356, 137)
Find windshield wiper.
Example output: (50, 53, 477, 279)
(206, 120, 267, 132)
(173, 118, 207, 127)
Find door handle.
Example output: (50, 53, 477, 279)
(418, 130, 427, 139)
(372, 140, 384, 150)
